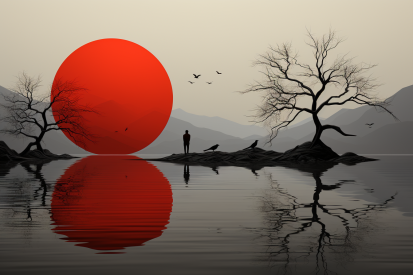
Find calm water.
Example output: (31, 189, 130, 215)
(1, 155, 413, 275)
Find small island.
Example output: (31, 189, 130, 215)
(147, 141, 376, 168)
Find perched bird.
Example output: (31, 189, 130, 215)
(216, 71, 222, 74)
(125, 127, 128, 131)
(206, 82, 212, 84)
(188, 81, 194, 84)
(193, 74, 201, 78)
(204, 144, 219, 152)
(366, 123, 374, 128)
(244, 140, 258, 150)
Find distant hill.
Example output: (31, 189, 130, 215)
(171, 108, 267, 138)
(326, 85, 413, 140)
(139, 117, 254, 153)
(355, 121, 413, 153)
(325, 105, 371, 127)
(243, 134, 265, 140)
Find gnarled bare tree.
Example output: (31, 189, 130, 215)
(240, 30, 397, 147)
(0, 72, 98, 155)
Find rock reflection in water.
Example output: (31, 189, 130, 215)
(51, 156, 173, 253)
(254, 163, 396, 275)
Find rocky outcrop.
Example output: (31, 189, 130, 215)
(0, 140, 74, 161)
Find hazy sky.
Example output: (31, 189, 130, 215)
(1, 0, 412, 125)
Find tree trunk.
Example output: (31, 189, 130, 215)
(36, 141, 44, 152)
(19, 131, 45, 155)
(311, 114, 323, 148)
(35, 131, 46, 152)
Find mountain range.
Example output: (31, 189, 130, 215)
(144, 85, 413, 154)
(170, 108, 267, 138)
(1, 84, 413, 154)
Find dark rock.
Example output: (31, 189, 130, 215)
(331, 152, 377, 165)
(274, 141, 339, 161)
(0, 140, 76, 161)
(23, 149, 73, 159)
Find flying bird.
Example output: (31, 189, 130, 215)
(216, 71, 222, 74)
(206, 82, 212, 84)
(366, 123, 374, 128)
(204, 144, 219, 152)
(244, 140, 258, 150)
(115, 131, 118, 132)
(193, 74, 201, 78)
(188, 81, 194, 84)
(125, 127, 128, 131)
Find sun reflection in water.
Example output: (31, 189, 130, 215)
(51, 155, 173, 253)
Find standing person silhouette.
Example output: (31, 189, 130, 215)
(183, 130, 191, 154)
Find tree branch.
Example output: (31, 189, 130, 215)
(322, 124, 356, 136)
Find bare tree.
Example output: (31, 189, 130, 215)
(240, 30, 397, 147)
(0, 72, 98, 155)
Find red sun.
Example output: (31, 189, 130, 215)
(52, 39, 173, 154)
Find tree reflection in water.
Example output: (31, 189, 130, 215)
(1, 161, 52, 218)
(0, 160, 55, 242)
(254, 163, 396, 275)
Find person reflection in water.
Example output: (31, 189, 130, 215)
(184, 164, 190, 184)
(183, 130, 191, 154)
